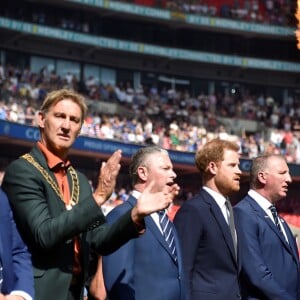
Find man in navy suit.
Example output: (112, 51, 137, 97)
(234, 154, 300, 300)
(174, 139, 242, 300)
(0, 187, 34, 300)
(102, 146, 186, 300)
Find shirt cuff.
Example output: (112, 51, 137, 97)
(10, 290, 33, 300)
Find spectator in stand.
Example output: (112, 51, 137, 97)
(234, 154, 300, 299)
(0, 102, 7, 120)
(174, 138, 242, 300)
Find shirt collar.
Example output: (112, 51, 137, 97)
(248, 189, 272, 211)
(203, 186, 227, 208)
(37, 141, 71, 170)
(132, 190, 141, 199)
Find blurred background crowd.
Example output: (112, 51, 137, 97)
(1, 0, 295, 29)
(1, 63, 300, 164)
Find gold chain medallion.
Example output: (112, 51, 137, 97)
(22, 153, 80, 208)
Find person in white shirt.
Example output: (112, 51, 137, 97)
(174, 138, 242, 300)
(99, 146, 185, 300)
(234, 154, 300, 300)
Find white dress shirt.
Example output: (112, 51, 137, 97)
(203, 186, 229, 224)
(248, 189, 289, 242)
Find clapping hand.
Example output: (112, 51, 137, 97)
(93, 149, 122, 206)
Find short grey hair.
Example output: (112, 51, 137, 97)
(129, 146, 168, 185)
(249, 154, 286, 189)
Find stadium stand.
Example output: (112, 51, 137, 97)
(1, 62, 300, 163)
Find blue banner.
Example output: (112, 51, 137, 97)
(1, 120, 300, 175)
(0, 120, 195, 166)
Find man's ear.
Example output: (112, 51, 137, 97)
(257, 171, 267, 184)
(37, 111, 45, 128)
(137, 166, 148, 181)
(207, 161, 217, 175)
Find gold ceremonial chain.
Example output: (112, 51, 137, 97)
(22, 153, 80, 207)
(22, 153, 101, 232)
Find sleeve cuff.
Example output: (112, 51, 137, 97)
(10, 290, 33, 300)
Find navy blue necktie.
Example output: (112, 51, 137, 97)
(269, 205, 283, 233)
(158, 210, 177, 261)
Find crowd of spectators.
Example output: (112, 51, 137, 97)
(1, 62, 300, 219)
(1, 63, 300, 165)
(0, 0, 296, 38)
(133, 0, 296, 26)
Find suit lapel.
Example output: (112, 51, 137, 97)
(30, 145, 67, 208)
(126, 197, 178, 264)
(146, 216, 168, 248)
(280, 218, 300, 266)
(30, 146, 65, 203)
(30, 146, 56, 181)
(147, 213, 179, 264)
(202, 190, 237, 265)
(247, 197, 296, 257)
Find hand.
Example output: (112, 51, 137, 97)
(89, 256, 107, 300)
(93, 150, 122, 206)
(169, 183, 180, 200)
(131, 180, 180, 222)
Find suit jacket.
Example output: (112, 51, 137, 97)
(102, 195, 187, 300)
(2, 145, 140, 300)
(0, 188, 34, 298)
(174, 188, 241, 300)
(234, 195, 300, 300)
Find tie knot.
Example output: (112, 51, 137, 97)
(158, 210, 166, 217)
(269, 205, 278, 215)
(269, 204, 283, 235)
(225, 198, 232, 209)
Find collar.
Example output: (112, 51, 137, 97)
(131, 190, 141, 199)
(203, 186, 227, 208)
(248, 189, 272, 212)
(37, 141, 71, 170)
